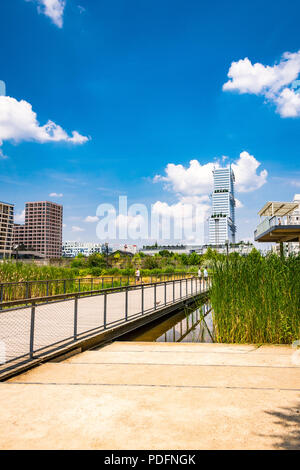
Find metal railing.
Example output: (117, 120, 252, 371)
(0, 273, 194, 308)
(255, 215, 298, 239)
(0, 276, 211, 376)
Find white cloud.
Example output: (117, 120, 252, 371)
(72, 225, 85, 232)
(232, 151, 268, 193)
(155, 151, 267, 196)
(0, 149, 8, 160)
(235, 198, 244, 209)
(223, 51, 300, 117)
(154, 160, 216, 196)
(15, 210, 25, 223)
(27, 0, 66, 28)
(84, 215, 99, 223)
(49, 192, 63, 198)
(0, 96, 89, 156)
(274, 88, 300, 117)
(78, 5, 86, 14)
(115, 214, 145, 231)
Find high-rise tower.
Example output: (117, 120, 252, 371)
(209, 166, 236, 245)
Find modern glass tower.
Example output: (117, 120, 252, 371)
(209, 166, 236, 245)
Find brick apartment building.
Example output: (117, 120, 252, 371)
(13, 201, 63, 259)
(0, 201, 14, 259)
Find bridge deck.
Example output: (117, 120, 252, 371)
(0, 278, 206, 376)
(0, 341, 299, 449)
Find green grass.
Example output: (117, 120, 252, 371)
(210, 252, 300, 344)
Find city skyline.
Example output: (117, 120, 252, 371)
(0, 1, 300, 246)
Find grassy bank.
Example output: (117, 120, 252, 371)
(210, 252, 300, 344)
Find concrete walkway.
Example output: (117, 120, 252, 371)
(0, 342, 299, 450)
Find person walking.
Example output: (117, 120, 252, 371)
(135, 268, 140, 283)
(203, 267, 208, 289)
(198, 267, 202, 289)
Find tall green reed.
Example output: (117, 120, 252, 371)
(210, 252, 300, 344)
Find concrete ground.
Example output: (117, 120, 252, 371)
(0, 342, 299, 450)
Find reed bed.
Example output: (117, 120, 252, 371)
(210, 253, 300, 344)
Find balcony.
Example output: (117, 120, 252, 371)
(254, 201, 300, 243)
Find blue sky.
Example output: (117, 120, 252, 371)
(0, 0, 300, 246)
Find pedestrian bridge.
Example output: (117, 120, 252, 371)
(0, 276, 210, 380)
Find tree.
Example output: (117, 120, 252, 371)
(143, 256, 160, 269)
(87, 253, 106, 268)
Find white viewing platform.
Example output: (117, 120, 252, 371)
(254, 201, 300, 243)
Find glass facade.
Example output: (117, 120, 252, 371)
(209, 167, 236, 244)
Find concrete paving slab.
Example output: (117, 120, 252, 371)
(8, 362, 300, 390)
(63, 350, 299, 368)
(0, 385, 299, 450)
(1, 342, 299, 450)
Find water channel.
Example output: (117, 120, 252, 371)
(121, 301, 214, 343)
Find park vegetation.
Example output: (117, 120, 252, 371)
(210, 250, 300, 344)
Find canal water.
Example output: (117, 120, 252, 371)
(121, 302, 214, 343)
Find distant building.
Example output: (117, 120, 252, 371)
(140, 245, 191, 255)
(62, 241, 112, 258)
(209, 166, 236, 245)
(13, 201, 63, 259)
(0, 201, 14, 259)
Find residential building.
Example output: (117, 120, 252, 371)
(209, 166, 236, 245)
(62, 241, 112, 258)
(0, 201, 14, 259)
(13, 201, 63, 259)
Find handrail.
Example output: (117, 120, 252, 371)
(0, 277, 200, 310)
(0, 273, 198, 306)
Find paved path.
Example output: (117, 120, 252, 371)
(0, 342, 299, 449)
(0, 278, 203, 365)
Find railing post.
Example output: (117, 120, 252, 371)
(103, 292, 107, 329)
(74, 295, 78, 340)
(112, 277, 114, 288)
(173, 280, 175, 302)
(191, 277, 193, 296)
(78, 279, 81, 292)
(164, 281, 167, 305)
(141, 284, 144, 314)
(180, 278, 182, 299)
(29, 302, 36, 359)
(125, 288, 128, 321)
(154, 283, 157, 310)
